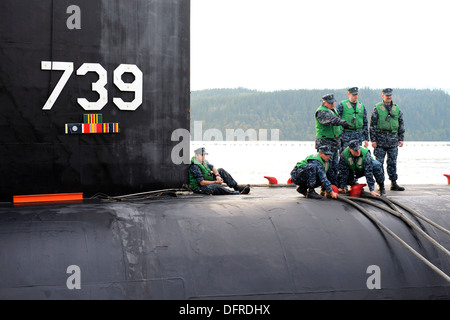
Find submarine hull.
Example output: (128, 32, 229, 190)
(1, 186, 449, 300)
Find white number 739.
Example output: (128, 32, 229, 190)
(41, 61, 143, 111)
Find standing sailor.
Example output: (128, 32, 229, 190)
(336, 87, 369, 151)
(369, 88, 405, 191)
(315, 93, 351, 185)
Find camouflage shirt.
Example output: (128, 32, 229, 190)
(337, 150, 376, 191)
(336, 101, 369, 142)
(315, 108, 347, 152)
(369, 102, 405, 148)
(306, 159, 335, 193)
(189, 161, 214, 184)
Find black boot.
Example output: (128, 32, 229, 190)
(306, 188, 323, 199)
(240, 185, 250, 194)
(296, 186, 308, 198)
(390, 181, 405, 191)
(234, 184, 250, 194)
(378, 184, 386, 196)
(296, 186, 307, 197)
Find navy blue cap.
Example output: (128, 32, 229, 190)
(322, 93, 336, 103)
(319, 145, 333, 155)
(382, 88, 393, 96)
(348, 140, 361, 151)
(348, 87, 359, 95)
(194, 147, 208, 155)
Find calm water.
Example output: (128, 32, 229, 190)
(190, 141, 450, 185)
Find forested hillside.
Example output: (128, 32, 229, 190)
(190, 88, 450, 141)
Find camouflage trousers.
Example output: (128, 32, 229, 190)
(194, 168, 240, 195)
(328, 151, 339, 186)
(374, 146, 399, 182)
(290, 164, 324, 189)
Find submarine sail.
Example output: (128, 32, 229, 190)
(0, 0, 190, 201)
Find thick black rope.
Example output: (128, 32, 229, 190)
(335, 194, 450, 282)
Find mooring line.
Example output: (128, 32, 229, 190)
(367, 194, 450, 236)
(336, 195, 450, 282)
(342, 195, 450, 258)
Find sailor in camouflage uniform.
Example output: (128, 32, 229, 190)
(315, 93, 351, 185)
(336, 87, 369, 152)
(188, 147, 251, 195)
(369, 88, 405, 192)
(290, 145, 338, 199)
(337, 140, 385, 196)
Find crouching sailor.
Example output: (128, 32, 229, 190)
(188, 147, 250, 195)
(337, 140, 385, 196)
(290, 146, 338, 199)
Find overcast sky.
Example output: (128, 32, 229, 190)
(191, 0, 450, 92)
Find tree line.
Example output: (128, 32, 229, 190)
(190, 87, 450, 141)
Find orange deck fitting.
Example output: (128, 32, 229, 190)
(444, 174, 450, 185)
(263, 176, 278, 185)
(13, 193, 84, 204)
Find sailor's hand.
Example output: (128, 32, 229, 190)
(363, 140, 369, 147)
(370, 190, 380, 197)
(330, 191, 338, 199)
(398, 141, 404, 147)
(342, 121, 351, 129)
(216, 177, 223, 184)
(371, 142, 377, 148)
(338, 188, 347, 193)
